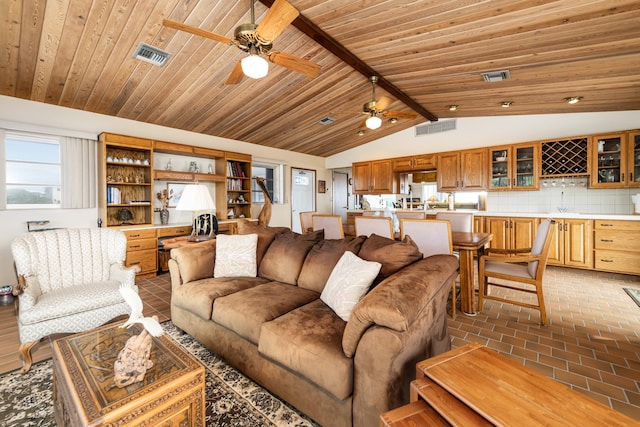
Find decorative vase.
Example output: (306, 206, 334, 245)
(159, 209, 169, 225)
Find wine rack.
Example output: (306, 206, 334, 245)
(541, 137, 588, 177)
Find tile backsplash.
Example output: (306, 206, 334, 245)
(486, 186, 639, 215)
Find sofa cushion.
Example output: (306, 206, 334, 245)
(237, 221, 289, 266)
(214, 233, 258, 278)
(320, 251, 381, 322)
(297, 236, 366, 293)
(212, 282, 319, 344)
(357, 234, 422, 283)
(171, 240, 217, 283)
(258, 229, 324, 285)
(172, 276, 270, 320)
(259, 299, 353, 400)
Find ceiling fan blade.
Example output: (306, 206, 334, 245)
(256, 0, 299, 42)
(163, 19, 232, 44)
(226, 60, 245, 85)
(383, 110, 419, 120)
(269, 51, 321, 78)
(374, 95, 394, 112)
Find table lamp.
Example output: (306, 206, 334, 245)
(176, 183, 216, 241)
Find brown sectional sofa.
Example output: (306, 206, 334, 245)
(168, 221, 458, 427)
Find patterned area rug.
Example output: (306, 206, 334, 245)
(0, 322, 320, 427)
(624, 288, 640, 307)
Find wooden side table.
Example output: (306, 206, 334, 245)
(381, 343, 638, 426)
(53, 322, 205, 426)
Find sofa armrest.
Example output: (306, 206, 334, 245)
(342, 254, 458, 357)
(109, 263, 137, 287)
(169, 240, 217, 286)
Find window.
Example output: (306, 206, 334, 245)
(252, 161, 283, 204)
(5, 132, 61, 208)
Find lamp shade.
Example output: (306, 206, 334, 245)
(241, 54, 269, 79)
(365, 115, 382, 130)
(175, 184, 215, 211)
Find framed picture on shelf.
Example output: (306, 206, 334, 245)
(167, 182, 186, 207)
(318, 180, 326, 193)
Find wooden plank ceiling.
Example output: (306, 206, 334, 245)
(2, 0, 639, 157)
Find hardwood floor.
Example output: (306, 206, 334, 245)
(1, 267, 639, 421)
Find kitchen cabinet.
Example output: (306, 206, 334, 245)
(392, 154, 436, 172)
(484, 216, 537, 253)
(352, 159, 396, 194)
(589, 132, 640, 188)
(437, 148, 487, 192)
(593, 220, 640, 275)
(546, 218, 592, 269)
(488, 143, 539, 191)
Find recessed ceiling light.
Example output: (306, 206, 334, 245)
(389, 118, 398, 124)
(564, 96, 582, 104)
(500, 101, 513, 108)
(448, 105, 458, 111)
(358, 130, 365, 136)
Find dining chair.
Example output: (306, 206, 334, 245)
(436, 211, 474, 317)
(395, 211, 426, 220)
(478, 218, 556, 326)
(299, 211, 317, 234)
(312, 215, 345, 239)
(354, 216, 394, 239)
(400, 219, 456, 317)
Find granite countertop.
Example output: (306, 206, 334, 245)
(347, 209, 640, 221)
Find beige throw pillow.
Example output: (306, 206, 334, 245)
(214, 233, 258, 278)
(320, 251, 381, 322)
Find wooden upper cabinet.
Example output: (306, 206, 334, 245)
(437, 148, 487, 192)
(489, 143, 539, 191)
(590, 131, 640, 188)
(392, 154, 437, 172)
(352, 160, 395, 194)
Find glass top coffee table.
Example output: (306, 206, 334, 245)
(52, 321, 205, 426)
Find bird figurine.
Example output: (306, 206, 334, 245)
(119, 284, 164, 337)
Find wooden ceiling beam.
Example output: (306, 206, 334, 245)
(258, 0, 438, 122)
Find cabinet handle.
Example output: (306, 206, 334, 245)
(621, 173, 624, 181)
(130, 244, 141, 249)
(130, 233, 141, 237)
(600, 223, 614, 227)
(130, 261, 141, 265)
(600, 259, 614, 263)
(563, 224, 567, 231)
(600, 239, 614, 243)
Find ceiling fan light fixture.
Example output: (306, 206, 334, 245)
(565, 96, 582, 104)
(365, 115, 382, 130)
(241, 52, 268, 79)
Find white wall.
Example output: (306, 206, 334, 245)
(325, 111, 640, 168)
(0, 95, 331, 285)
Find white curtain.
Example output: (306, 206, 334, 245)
(60, 136, 97, 208)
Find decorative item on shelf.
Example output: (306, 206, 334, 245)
(237, 194, 245, 203)
(176, 183, 217, 241)
(156, 188, 173, 225)
(165, 158, 172, 171)
(115, 208, 134, 225)
(208, 163, 214, 174)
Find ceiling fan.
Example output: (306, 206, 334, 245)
(163, 0, 321, 84)
(360, 76, 418, 131)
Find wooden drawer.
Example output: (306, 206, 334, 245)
(594, 230, 640, 251)
(594, 219, 640, 231)
(594, 250, 640, 275)
(123, 228, 157, 240)
(157, 226, 192, 237)
(126, 237, 157, 252)
(125, 248, 157, 274)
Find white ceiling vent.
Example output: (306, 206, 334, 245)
(318, 116, 336, 125)
(415, 119, 456, 136)
(133, 42, 170, 66)
(481, 70, 510, 82)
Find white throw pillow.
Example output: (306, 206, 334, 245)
(214, 233, 258, 278)
(320, 251, 382, 322)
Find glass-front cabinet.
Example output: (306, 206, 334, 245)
(589, 132, 639, 188)
(489, 143, 538, 191)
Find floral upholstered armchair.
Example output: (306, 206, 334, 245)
(11, 228, 138, 373)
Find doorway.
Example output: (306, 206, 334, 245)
(333, 171, 349, 224)
(291, 168, 316, 233)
